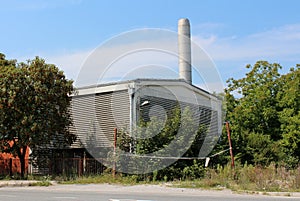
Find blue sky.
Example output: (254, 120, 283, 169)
(1, 0, 300, 91)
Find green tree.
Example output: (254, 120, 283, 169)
(222, 61, 300, 167)
(116, 105, 208, 180)
(0, 54, 76, 178)
(135, 106, 181, 155)
(276, 65, 300, 167)
(224, 61, 282, 165)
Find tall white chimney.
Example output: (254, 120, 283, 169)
(178, 18, 192, 84)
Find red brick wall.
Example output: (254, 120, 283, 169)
(0, 143, 30, 175)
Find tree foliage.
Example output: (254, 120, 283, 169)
(221, 61, 300, 167)
(116, 106, 208, 180)
(0, 54, 76, 178)
(276, 65, 300, 166)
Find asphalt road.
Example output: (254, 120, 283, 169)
(0, 184, 298, 201)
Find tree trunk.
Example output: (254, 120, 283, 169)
(19, 146, 27, 179)
(9, 158, 13, 177)
(20, 155, 25, 178)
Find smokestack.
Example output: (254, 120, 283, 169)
(178, 18, 192, 84)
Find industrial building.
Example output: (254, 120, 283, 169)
(34, 18, 223, 175)
(70, 18, 222, 160)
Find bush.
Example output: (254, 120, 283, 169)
(182, 160, 205, 180)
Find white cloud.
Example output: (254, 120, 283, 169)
(47, 50, 90, 81)
(193, 24, 300, 61)
(191, 35, 217, 47)
(43, 30, 181, 86)
(250, 24, 300, 41)
(42, 24, 300, 93)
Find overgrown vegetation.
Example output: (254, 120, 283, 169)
(176, 163, 300, 192)
(28, 181, 52, 187)
(218, 61, 300, 167)
(0, 53, 299, 192)
(54, 163, 300, 192)
(115, 106, 208, 180)
(58, 61, 300, 192)
(57, 173, 144, 185)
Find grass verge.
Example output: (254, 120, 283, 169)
(28, 181, 52, 187)
(57, 174, 153, 185)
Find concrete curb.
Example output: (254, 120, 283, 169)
(262, 191, 300, 197)
(232, 190, 300, 198)
(0, 180, 56, 187)
(0, 181, 300, 197)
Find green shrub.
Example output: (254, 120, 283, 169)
(182, 160, 205, 180)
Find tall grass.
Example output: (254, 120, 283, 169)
(49, 163, 300, 192)
(200, 163, 300, 192)
(57, 173, 150, 185)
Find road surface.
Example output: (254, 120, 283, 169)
(0, 184, 298, 201)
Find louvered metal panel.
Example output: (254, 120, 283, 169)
(135, 83, 222, 158)
(70, 79, 222, 159)
(95, 90, 130, 143)
(71, 90, 130, 149)
(138, 95, 215, 133)
(71, 95, 98, 148)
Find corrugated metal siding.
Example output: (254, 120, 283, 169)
(71, 90, 130, 148)
(71, 94, 97, 148)
(95, 90, 130, 143)
(139, 95, 215, 132)
(70, 81, 221, 158)
(136, 85, 221, 157)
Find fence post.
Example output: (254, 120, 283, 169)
(9, 158, 13, 177)
(226, 121, 235, 168)
(83, 151, 86, 175)
(112, 128, 117, 178)
(78, 158, 82, 177)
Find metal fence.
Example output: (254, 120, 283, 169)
(49, 158, 105, 176)
(0, 158, 105, 177)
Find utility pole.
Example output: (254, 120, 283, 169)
(225, 121, 235, 168)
